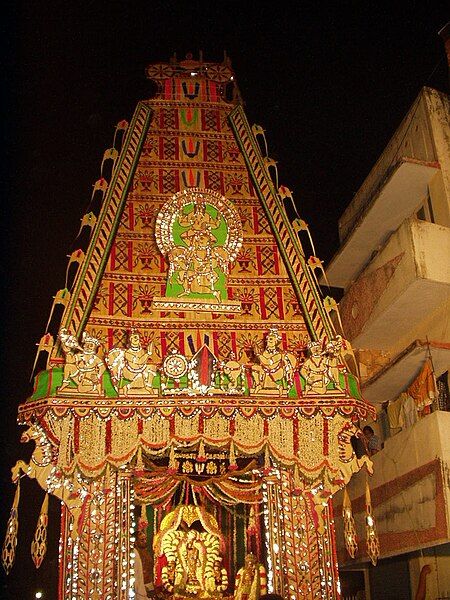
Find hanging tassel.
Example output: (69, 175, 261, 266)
(307, 255, 331, 290)
(75, 212, 97, 239)
(135, 446, 144, 472)
(101, 148, 118, 176)
(65, 249, 85, 288)
(2, 481, 20, 575)
(31, 493, 49, 569)
(197, 439, 206, 463)
(228, 441, 238, 471)
(45, 288, 71, 333)
(30, 333, 55, 382)
(113, 120, 129, 147)
(138, 504, 148, 536)
(251, 124, 268, 156)
(365, 480, 380, 565)
(168, 444, 177, 475)
(263, 157, 279, 189)
(263, 445, 271, 476)
(91, 177, 109, 201)
(342, 487, 358, 559)
(293, 217, 316, 257)
(293, 464, 303, 495)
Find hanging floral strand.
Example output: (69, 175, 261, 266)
(31, 493, 49, 568)
(2, 481, 21, 574)
(365, 480, 380, 565)
(342, 487, 358, 559)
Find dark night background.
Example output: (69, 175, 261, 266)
(1, 2, 449, 597)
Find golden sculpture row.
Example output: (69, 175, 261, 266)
(57, 327, 351, 398)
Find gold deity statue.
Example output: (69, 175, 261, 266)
(234, 554, 267, 600)
(154, 505, 227, 599)
(251, 328, 297, 396)
(58, 328, 105, 394)
(106, 330, 158, 395)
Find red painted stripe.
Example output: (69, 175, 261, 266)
(128, 241, 133, 272)
(108, 282, 114, 315)
(110, 244, 116, 270)
(213, 332, 219, 356)
(127, 284, 133, 317)
(273, 245, 280, 275)
(256, 246, 263, 276)
(129, 202, 134, 231)
(74, 418, 80, 453)
(277, 287, 284, 319)
(231, 331, 237, 356)
(209, 82, 218, 102)
(105, 420, 112, 454)
(178, 332, 185, 355)
(201, 108, 206, 130)
(259, 287, 267, 320)
(323, 418, 329, 456)
(252, 207, 259, 234)
(164, 79, 172, 100)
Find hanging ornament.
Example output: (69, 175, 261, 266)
(135, 446, 144, 472)
(101, 147, 119, 176)
(263, 445, 271, 476)
(31, 493, 49, 569)
(365, 480, 380, 565)
(197, 439, 206, 463)
(76, 211, 97, 238)
(138, 504, 148, 535)
(168, 444, 177, 475)
(113, 120, 129, 147)
(293, 464, 304, 495)
(2, 481, 20, 575)
(342, 487, 358, 559)
(292, 217, 316, 257)
(228, 441, 238, 471)
(30, 333, 55, 381)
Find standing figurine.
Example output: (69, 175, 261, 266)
(234, 553, 267, 600)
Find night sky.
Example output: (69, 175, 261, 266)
(1, 2, 449, 597)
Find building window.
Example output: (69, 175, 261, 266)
(437, 371, 450, 411)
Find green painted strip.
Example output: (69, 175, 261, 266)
(61, 103, 153, 335)
(228, 106, 323, 340)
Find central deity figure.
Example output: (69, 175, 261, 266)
(155, 189, 243, 305)
(172, 200, 226, 301)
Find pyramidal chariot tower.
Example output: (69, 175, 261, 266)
(3, 54, 376, 600)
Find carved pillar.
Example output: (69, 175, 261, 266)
(264, 469, 341, 600)
(58, 470, 133, 600)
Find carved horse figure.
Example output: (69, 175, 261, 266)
(335, 421, 374, 486)
(11, 424, 91, 538)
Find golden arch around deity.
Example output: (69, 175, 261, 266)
(153, 505, 228, 599)
(153, 189, 243, 313)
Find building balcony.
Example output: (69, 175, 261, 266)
(333, 410, 450, 565)
(326, 158, 440, 289)
(336, 216, 450, 347)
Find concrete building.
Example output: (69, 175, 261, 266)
(326, 60, 450, 599)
